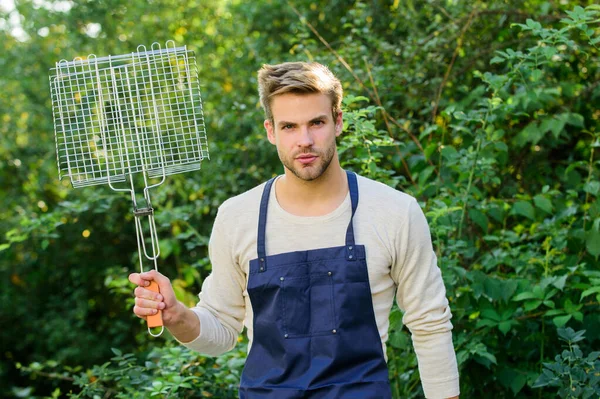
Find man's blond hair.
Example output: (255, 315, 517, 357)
(257, 62, 343, 121)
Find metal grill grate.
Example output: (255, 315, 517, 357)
(50, 41, 209, 188)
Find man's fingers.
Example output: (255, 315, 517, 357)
(134, 286, 164, 301)
(135, 297, 166, 310)
(128, 273, 150, 287)
(133, 305, 160, 318)
(129, 270, 167, 286)
(140, 269, 168, 283)
(130, 271, 170, 321)
(137, 270, 174, 300)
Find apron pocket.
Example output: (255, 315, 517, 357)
(281, 273, 336, 337)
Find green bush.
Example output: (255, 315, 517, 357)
(532, 328, 600, 398)
(1, 1, 599, 398)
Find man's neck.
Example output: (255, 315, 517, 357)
(275, 166, 348, 217)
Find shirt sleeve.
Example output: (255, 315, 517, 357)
(179, 206, 246, 356)
(393, 198, 460, 399)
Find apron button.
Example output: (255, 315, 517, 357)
(280, 277, 284, 281)
(284, 334, 289, 338)
(259, 267, 264, 271)
(349, 246, 353, 250)
(332, 329, 337, 334)
(349, 255, 353, 259)
(328, 271, 332, 276)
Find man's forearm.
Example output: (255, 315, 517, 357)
(165, 302, 200, 343)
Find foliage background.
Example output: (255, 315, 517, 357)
(1, 0, 599, 398)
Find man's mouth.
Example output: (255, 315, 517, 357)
(296, 154, 318, 164)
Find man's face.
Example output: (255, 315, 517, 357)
(265, 93, 342, 182)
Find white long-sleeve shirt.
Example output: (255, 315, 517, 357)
(180, 174, 459, 399)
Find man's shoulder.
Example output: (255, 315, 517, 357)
(353, 173, 424, 233)
(216, 179, 270, 221)
(355, 173, 416, 207)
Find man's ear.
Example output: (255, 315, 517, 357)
(335, 111, 343, 137)
(265, 119, 276, 145)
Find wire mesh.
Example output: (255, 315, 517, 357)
(50, 42, 209, 188)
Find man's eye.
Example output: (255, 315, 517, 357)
(282, 124, 294, 130)
(312, 120, 324, 126)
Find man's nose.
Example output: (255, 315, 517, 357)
(297, 125, 314, 147)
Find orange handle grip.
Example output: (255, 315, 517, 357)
(146, 281, 163, 328)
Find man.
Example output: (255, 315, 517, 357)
(129, 62, 460, 399)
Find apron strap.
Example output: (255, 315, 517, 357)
(256, 171, 360, 270)
(345, 171, 359, 261)
(257, 177, 276, 272)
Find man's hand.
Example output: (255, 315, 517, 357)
(129, 270, 200, 342)
(129, 270, 180, 326)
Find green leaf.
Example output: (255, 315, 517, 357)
(580, 286, 600, 301)
(512, 201, 536, 220)
(542, 46, 557, 60)
(469, 208, 489, 232)
(531, 69, 544, 82)
(0, 243, 10, 252)
(476, 319, 498, 328)
(543, 300, 555, 309)
(494, 142, 508, 154)
(586, 228, 600, 257)
(513, 291, 538, 301)
(488, 205, 505, 223)
(524, 300, 543, 311)
(552, 275, 568, 291)
(424, 142, 438, 160)
(159, 239, 174, 259)
(563, 298, 581, 314)
(525, 18, 542, 30)
(481, 308, 502, 322)
(388, 329, 409, 349)
(558, 327, 586, 343)
(584, 181, 600, 196)
(565, 113, 585, 128)
(477, 351, 497, 366)
(545, 309, 565, 317)
(110, 348, 122, 357)
(540, 116, 566, 139)
(515, 122, 545, 147)
(510, 374, 528, 395)
(498, 321, 513, 335)
(500, 280, 518, 303)
(544, 288, 558, 300)
(152, 381, 163, 389)
(532, 372, 555, 388)
(418, 165, 436, 186)
(482, 279, 503, 302)
(388, 308, 404, 331)
(440, 145, 459, 161)
(453, 111, 467, 120)
(553, 315, 572, 328)
(586, 351, 600, 362)
(533, 195, 553, 214)
(497, 368, 528, 395)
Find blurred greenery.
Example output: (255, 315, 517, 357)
(1, 0, 599, 398)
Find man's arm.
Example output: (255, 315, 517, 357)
(130, 205, 246, 356)
(393, 198, 460, 399)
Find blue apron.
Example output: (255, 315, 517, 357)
(239, 171, 392, 398)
